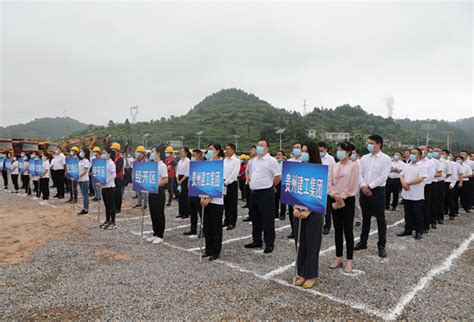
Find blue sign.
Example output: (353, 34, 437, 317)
(29, 160, 36, 176)
(280, 161, 328, 214)
(66, 157, 80, 180)
(0, 158, 4, 171)
(92, 158, 106, 185)
(5, 158, 12, 171)
(188, 160, 224, 198)
(132, 161, 159, 193)
(35, 159, 43, 177)
(19, 159, 24, 173)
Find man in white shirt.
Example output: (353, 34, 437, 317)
(286, 143, 303, 239)
(457, 155, 472, 213)
(175, 148, 191, 219)
(317, 141, 336, 235)
(432, 147, 451, 224)
(244, 140, 281, 254)
(385, 152, 405, 211)
(223, 143, 241, 230)
(51, 148, 66, 199)
(397, 148, 427, 240)
(354, 134, 392, 258)
(460, 150, 473, 211)
(242, 146, 257, 222)
(419, 145, 437, 232)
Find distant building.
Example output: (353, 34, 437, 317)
(322, 132, 350, 143)
(306, 129, 317, 139)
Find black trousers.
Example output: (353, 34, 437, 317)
(114, 178, 123, 211)
(445, 183, 456, 217)
(295, 212, 323, 279)
(239, 179, 247, 201)
(50, 168, 56, 188)
(189, 196, 202, 234)
(274, 182, 287, 218)
(40, 177, 49, 200)
(203, 203, 224, 257)
(453, 181, 461, 214)
(404, 199, 424, 234)
(423, 184, 433, 229)
(323, 197, 332, 230)
(149, 190, 166, 238)
(2, 170, 8, 188)
(332, 196, 355, 260)
(470, 177, 474, 209)
(102, 187, 116, 223)
(33, 180, 41, 197)
(177, 175, 189, 216)
(55, 169, 65, 197)
(385, 178, 401, 209)
(21, 175, 30, 194)
(68, 178, 78, 199)
(432, 181, 446, 221)
(460, 180, 471, 211)
(288, 206, 295, 236)
(166, 177, 175, 204)
(250, 188, 275, 248)
(11, 174, 19, 191)
(359, 187, 387, 248)
(224, 181, 238, 226)
(246, 184, 253, 218)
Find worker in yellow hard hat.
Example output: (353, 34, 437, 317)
(164, 146, 178, 206)
(132, 145, 149, 209)
(110, 142, 124, 213)
(111, 142, 121, 151)
(91, 146, 102, 202)
(66, 146, 80, 204)
(92, 146, 101, 153)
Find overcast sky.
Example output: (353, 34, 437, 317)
(1, 1, 472, 127)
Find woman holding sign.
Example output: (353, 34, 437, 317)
(10, 156, 20, 193)
(66, 146, 80, 204)
(21, 154, 31, 195)
(292, 142, 323, 289)
(328, 142, 359, 273)
(201, 143, 225, 261)
(78, 148, 91, 215)
(99, 148, 117, 230)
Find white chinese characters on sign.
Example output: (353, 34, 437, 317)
(93, 166, 106, 178)
(134, 170, 157, 185)
(284, 173, 323, 199)
(191, 171, 221, 187)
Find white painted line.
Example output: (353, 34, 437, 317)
(263, 219, 405, 279)
(385, 233, 474, 320)
(186, 225, 291, 252)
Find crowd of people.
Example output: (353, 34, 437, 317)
(1, 134, 473, 289)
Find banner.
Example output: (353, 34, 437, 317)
(188, 160, 224, 198)
(19, 159, 24, 173)
(35, 159, 44, 177)
(280, 161, 328, 214)
(132, 161, 159, 193)
(5, 158, 12, 172)
(0, 158, 4, 171)
(66, 157, 80, 180)
(29, 160, 36, 176)
(91, 158, 106, 185)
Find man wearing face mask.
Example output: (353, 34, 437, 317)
(274, 150, 287, 221)
(90, 146, 102, 201)
(66, 146, 80, 204)
(354, 135, 391, 258)
(317, 141, 336, 235)
(457, 155, 472, 213)
(111, 143, 124, 213)
(132, 146, 149, 209)
(286, 143, 303, 239)
(164, 146, 177, 206)
(385, 151, 405, 211)
(242, 146, 257, 221)
(223, 143, 241, 230)
(51, 147, 66, 199)
(432, 147, 451, 224)
(244, 140, 281, 254)
(418, 145, 437, 232)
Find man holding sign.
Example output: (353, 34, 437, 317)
(245, 140, 281, 254)
(281, 142, 327, 289)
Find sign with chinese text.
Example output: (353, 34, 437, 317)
(188, 160, 224, 198)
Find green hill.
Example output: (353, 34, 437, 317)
(0, 117, 90, 141)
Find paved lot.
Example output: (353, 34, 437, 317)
(1, 184, 473, 320)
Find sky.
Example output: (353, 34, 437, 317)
(1, 0, 473, 127)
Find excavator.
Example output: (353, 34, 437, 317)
(61, 134, 98, 151)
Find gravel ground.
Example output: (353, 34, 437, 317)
(1, 183, 473, 320)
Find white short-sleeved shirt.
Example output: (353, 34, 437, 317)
(433, 158, 450, 182)
(401, 161, 427, 201)
(419, 158, 436, 184)
(78, 159, 91, 182)
(358, 151, 392, 189)
(23, 161, 29, 175)
(249, 154, 281, 190)
(103, 159, 116, 188)
(41, 160, 50, 179)
(461, 163, 472, 181)
(52, 153, 66, 170)
(388, 160, 405, 179)
(223, 155, 240, 185)
(10, 160, 19, 175)
(176, 157, 190, 178)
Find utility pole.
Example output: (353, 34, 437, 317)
(233, 134, 240, 152)
(303, 99, 307, 116)
(442, 131, 454, 150)
(130, 105, 139, 149)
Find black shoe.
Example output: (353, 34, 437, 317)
(263, 247, 274, 254)
(438, 220, 444, 224)
(464, 208, 471, 213)
(397, 231, 411, 237)
(166, 203, 171, 207)
(66, 198, 73, 203)
(78, 209, 88, 215)
(279, 214, 285, 221)
(242, 217, 251, 222)
(378, 247, 387, 258)
(132, 204, 141, 209)
(226, 224, 235, 231)
(414, 233, 422, 240)
(287, 233, 294, 239)
(223, 223, 229, 228)
(245, 242, 262, 249)
(208, 256, 219, 261)
(201, 253, 210, 258)
(144, 206, 147, 210)
(449, 216, 455, 220)
(53, 194, 59, 198)
(176, 214, 183, 218)
(116, 209, 121, 214)
(431, 223, 437, 229)
(58, 196, 64, 199)
(354, 242, 367, 251)
(183, 231, 197, 236)
(242, 204, 249, 209)
(391, 207, 397, 211)
(92, 197, 99, 202)
(323, 228, 330, 235)
(423, 228, 429, 234)
(355, 221, 361, 227)
(385, 207, 389, 210)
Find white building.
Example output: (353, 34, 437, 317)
(322, 132, 350, 143)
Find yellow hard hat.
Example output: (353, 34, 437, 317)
(70, 146, 80, 153)
(165, 146, 174, 153)
(92, 146, 101, 152)
(135, 145, 146, 153)
(111, 142, 121, 151)
(239, 154, 247, 160)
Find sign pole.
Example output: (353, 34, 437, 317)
(140, 191, 148, 244)
(199, 194, 209, 263)
(97, 186, 101, 225)
(294, 210, 303, 285)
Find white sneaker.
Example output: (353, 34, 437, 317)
(146, 236, 156, 243)
(188, 234, 198, 239)
(32, 197, 38, 200)
(39, 201, 49, 206)
(152, 237, 163, 244)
